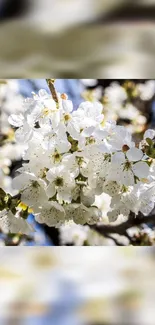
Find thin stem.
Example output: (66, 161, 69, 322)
(46, 79, 59, 105)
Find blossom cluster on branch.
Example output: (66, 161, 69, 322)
(0, 80, 25, 193)
(2, 79, 154, 246)
(82, 80, 155, 134)
(0, 80, 33, 240)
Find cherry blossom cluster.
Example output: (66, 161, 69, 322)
(0, 80, 23, 133)
(0, 80, 25, 195)
(7, 81, 155, 235)
(82, 80, 155, 134)
(0, 80, 33, 236)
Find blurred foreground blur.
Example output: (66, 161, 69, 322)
(0, 247, 155, 324)
(0, 1, 155, 77)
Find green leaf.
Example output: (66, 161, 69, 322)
(146, 138, 153, 146)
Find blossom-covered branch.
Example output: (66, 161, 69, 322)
(1, 79, 155, 245)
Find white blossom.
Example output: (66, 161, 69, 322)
(137, 80, 155, 100)
(0, 209, 33, 235)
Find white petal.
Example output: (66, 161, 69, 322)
(132, 161, 149, 178)
(44, 98, 57, 111)
(46, 183, 56, 198)
(15, 124, 33, 143)
(144, 129, 155, 140)
(62, 99, 73, 112)
(0, 211, 33, 235)
(38, 89, 48, 98)
(8, 114, 24, 127)
(46, 169, 56, 182)
(57, 139, 71, 153)
(57, 188, 72, 204)
(87, 207, 102, 225)
(120, 170, 134, 186)
(36, 202, 65, 227)
(126, 147, 143, 162)
(81, 126, 95, 137)
(12, 173, 34, 191)
(140, 201, 154, 216)
(111, 152, 126, 165)
(81, 79, 97, 87)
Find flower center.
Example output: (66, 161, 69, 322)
(123, 161, 132, 171)
(38, 168, 48, 179)
(86, 136, 95, 145)
(42, 108, 50, 116)
(52, 151, 62, 163)
(122, 144, 130, 152)
(64, 114, 71, 122)
(31, 181, 39, 188)
(54, 177, 64, 187)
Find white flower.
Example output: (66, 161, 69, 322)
(0, 210, 33, 235)
(108, 148, 149, 186)
(118, 103, 140, 121)
(35, 201, 65, 227)
(12, 172, 47, 207)
(144, 129, 155, 140)
(93, 192, 111, 221)
(81, 79, 98, 87)
(107, 125, 135, 151)
(64, 203, 101, 225)
(137, 183, 155, 216)
(37, 98, 60, 128)
(67, 101, 104, 140)
(108, 207, 130, 223)
(104, 82, 127, 105)
(41, 124, 71, 153)
(137, 80, 155, 100)
(8, 112, 36, 143)
(46, 165, 75, 203)
(60, 221, 89, 246)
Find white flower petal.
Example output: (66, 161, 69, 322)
(8, 114, 24, 127)
(81, 126, 95, 137)
(111, 152, 126, 165)
(35, 202, 65, 227)
(144, 129, 155, 140)
(0, 210, 33, 235)
(46, 183, 56, 198)
(44, 98, 57, 111)
(126, 147, 143, 162)
(15, 124, 33, 143)
(62, 99, 73, 113)
(132, 161, 149, 179)
(120, 170, 134, 186)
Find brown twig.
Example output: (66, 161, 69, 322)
(91, 212, 155, 237)
(46, 79, 59, 105)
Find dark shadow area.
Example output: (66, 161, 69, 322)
(92, 3, 155, 24)
(0, 0, 30, 21)
(43, 225, 60, 246)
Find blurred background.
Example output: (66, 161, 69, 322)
(0, 1, 155, 77)
(0, 246, 155, 324)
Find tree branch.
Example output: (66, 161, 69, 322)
(92, 212, 155, 237)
